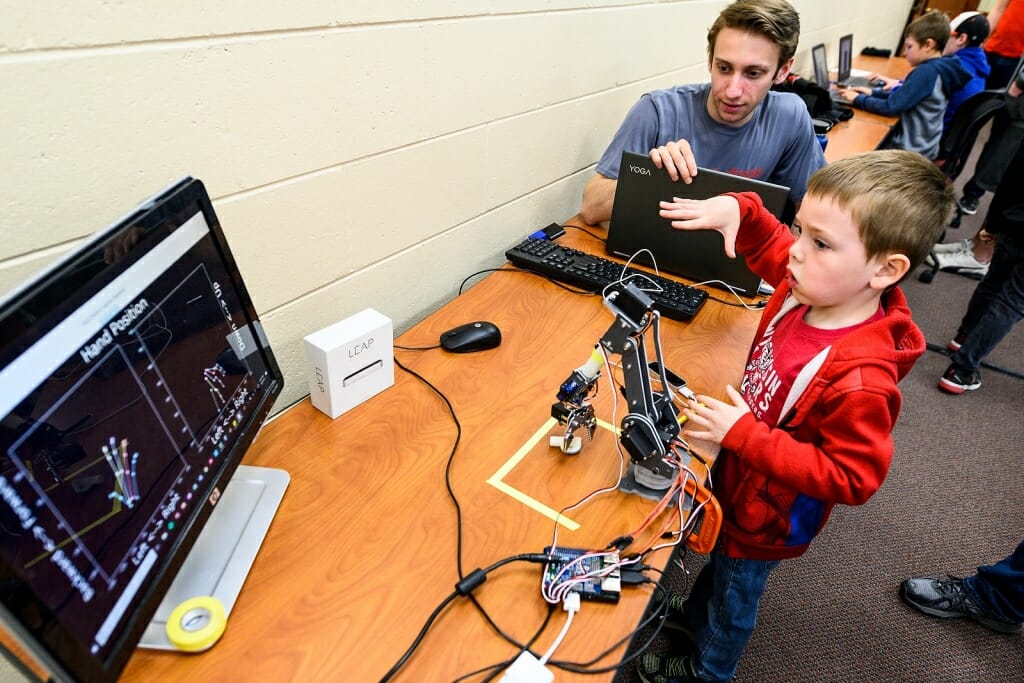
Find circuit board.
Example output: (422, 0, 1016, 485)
(541, 546, 621, 603)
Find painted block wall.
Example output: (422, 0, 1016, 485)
(1, 0, 913, 414)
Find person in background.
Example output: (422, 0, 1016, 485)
(901, 540, 1024, 634)
(637, 150, 953, 683)
(935, 67, 1024, 394)
(955, 0, 1024, 216)
(928, 63, 1024, 278)
(838, 11, 970, 160)
(943, 12, 993, 126)
(579, 0, 824, 225)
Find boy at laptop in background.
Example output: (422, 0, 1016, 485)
(579, 0, 824, 225)
(638, 150, 953, 683)
(837, 10, 969, 159)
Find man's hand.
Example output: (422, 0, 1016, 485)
(681, 385, 750, 445)
(658, 195, 741, 257)
(649, 139, 698, 183)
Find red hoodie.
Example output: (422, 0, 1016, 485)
(713, 192, 926, 560)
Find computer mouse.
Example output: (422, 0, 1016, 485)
(439, 321, 502, 353)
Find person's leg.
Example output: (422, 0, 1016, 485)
(690, 553, 779, 681)
(964, 539, 1024, 625)
(901, 539, 1024, 634)
(941, 235, 1024, 392)
(641, 552, 779, 682)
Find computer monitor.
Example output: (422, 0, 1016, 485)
(837, 33, 854, 83)
(0, 178, 286, 682)
(811, 43, 830, 88)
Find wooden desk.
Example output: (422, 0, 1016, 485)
(111, 228, 760, 682)
(824, 55, 912, 162)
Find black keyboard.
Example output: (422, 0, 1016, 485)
(505, 238, 708, 321)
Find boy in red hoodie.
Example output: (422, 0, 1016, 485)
(639, 150, 954, 683)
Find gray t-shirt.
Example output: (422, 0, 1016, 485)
(596, 84, 826, 204)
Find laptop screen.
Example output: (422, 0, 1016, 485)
(606, 152, 790, 295)
(838, 34, 853, 83)
(811, 43, 829, 88)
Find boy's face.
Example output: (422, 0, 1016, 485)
(903, 36, 936, 66)
(706, 27, 791, 127)
(786, 195, 887, 318)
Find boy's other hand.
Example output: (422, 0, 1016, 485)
(649, 139, 698, 183)
(658, 195, 741, 257)
(681, 385, 749, 445)
(869, 74, 900, 91)
(837, 87, 867, 102)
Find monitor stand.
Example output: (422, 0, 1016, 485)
(138, 465, 289, 650)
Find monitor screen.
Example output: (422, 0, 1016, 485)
(811, 43, 829, 88)
(0, 178, 284, 682)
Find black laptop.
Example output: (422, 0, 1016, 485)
(606, 151, 790, 295)
(837, 34, 873, 87)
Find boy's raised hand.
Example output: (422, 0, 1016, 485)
(681, 385, 750, 445)
(658, 195, 741, 258)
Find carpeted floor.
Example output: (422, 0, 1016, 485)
(615, 128, 1024, 683)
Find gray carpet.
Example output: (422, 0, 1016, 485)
(616, 129, 1024, 683)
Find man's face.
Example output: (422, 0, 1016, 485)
(706, 27, 791, 127)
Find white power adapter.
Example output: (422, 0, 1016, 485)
(499, 651, 554, 683)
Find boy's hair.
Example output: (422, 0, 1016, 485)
(806, 150, 954, 277)
(906, 10, 951, 52)
(707, 0, 800, 71)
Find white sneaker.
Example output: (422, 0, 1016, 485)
(933, 238, 972, 255)
(932, 244, 989, 275)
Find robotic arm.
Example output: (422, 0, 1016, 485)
(550, 280, 721, 553)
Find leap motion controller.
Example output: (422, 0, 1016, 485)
(549, 280, 721, 553)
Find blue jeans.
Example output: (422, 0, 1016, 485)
(963, 538, 1024, 624)
(951, 233, 1024, 373)
(679, 550, 780, 682)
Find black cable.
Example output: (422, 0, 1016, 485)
(452, 603, 558, 683)
(394, 344, 441, 351)
(548, 579, 672, 675)
(562, 224, 607, 242)
(379, 554, 551, 682)
(393, 357, 466, 578)
(706, 295, 768, 308)
(459, 268, 505, 295)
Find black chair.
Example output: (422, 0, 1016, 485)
(919, 90, 1005, 283)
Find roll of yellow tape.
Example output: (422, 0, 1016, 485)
(165, 596, 227, 652)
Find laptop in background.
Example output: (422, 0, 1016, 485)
(837, 34, 873, 87)
(606, 151, 790, 295)
(812, 43, 830, 88)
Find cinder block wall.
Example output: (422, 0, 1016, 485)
(1, 1, 912, 414)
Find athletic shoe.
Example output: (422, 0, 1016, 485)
(938, 364, 981, 393)
(947, 333, 965, 352)
(659, 593, 696, 646)
(638, 653, 703, 683)
(957, 195, 980, 215)
(931, 244, 989, 276)
(900, 575, 1023, 633)
(933, 238, 973, 255)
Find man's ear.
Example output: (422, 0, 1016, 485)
(870, 253, 911, 289)
(774, 57, 795, 84)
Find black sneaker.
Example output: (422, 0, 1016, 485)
(938, 364, 981, 394)
(900, 575, 1023, 633)
(957, 195, 979, 215)
(947, 333, 965, 352)
(638, 653, 703, 683)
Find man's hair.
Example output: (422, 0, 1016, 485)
(806, 150, 954, 277)
(906, 10, 951, 52)
(706, 0, 801, 71)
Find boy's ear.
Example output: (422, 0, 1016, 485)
(870, 252, 910, 289)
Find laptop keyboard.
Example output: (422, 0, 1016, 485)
(505, 237, 708, 321)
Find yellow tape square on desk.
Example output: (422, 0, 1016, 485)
(486, 416, 619, 530)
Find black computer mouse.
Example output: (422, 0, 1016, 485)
(439, 321, 502, 353)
